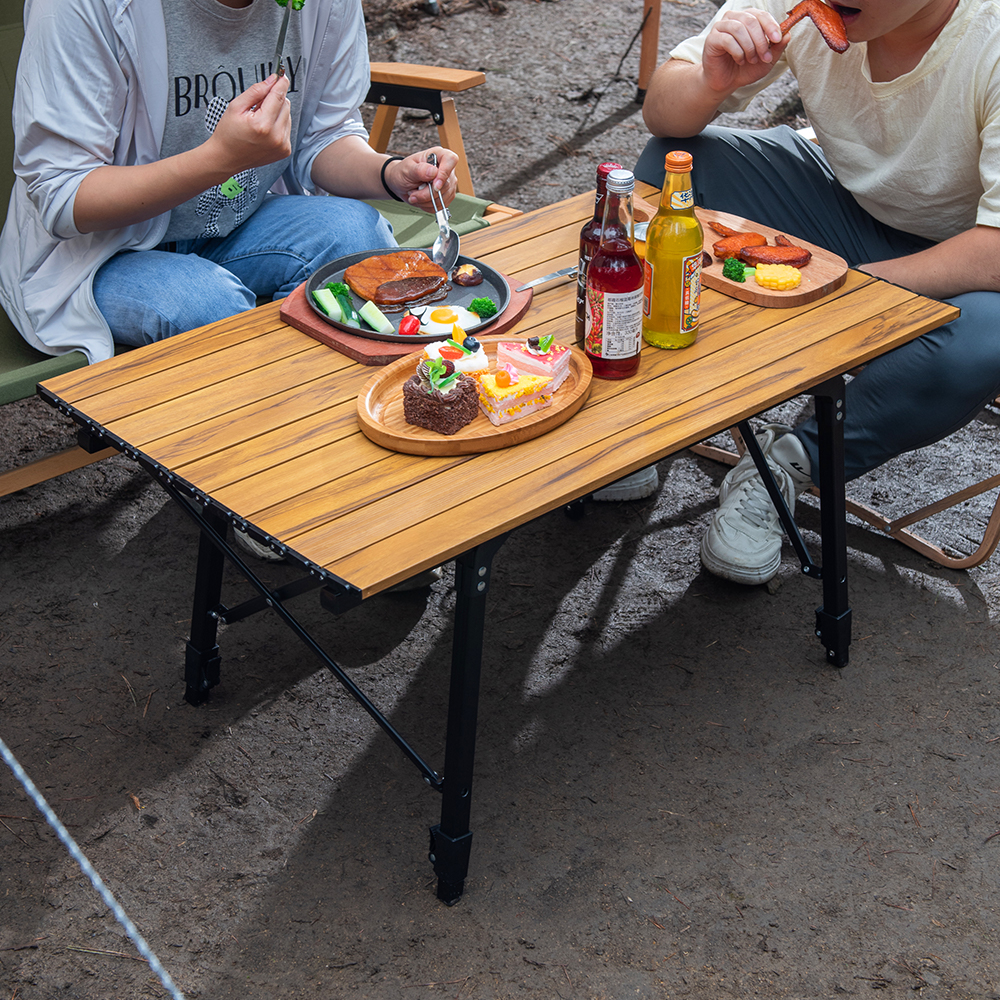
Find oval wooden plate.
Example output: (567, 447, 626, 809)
(357, 338, 593, 456)
(695, 208, 849, 307)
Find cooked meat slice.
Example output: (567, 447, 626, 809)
(344, 251, 449, 304)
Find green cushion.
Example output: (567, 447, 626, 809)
(367, 192, 493, 249)
(0, 320, 88, 405)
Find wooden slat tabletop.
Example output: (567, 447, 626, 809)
(42, 191, 960, 595)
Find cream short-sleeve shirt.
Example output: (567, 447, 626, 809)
(670, 0, 1000, 242)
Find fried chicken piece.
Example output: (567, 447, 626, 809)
(780, 0, 849, 53)
(709, 221, 769, 260)
(739, 236, 813, 269)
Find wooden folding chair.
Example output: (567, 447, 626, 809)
(365, 62, 519, 225)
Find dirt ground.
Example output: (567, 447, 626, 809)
(4, 1, 1000, 997)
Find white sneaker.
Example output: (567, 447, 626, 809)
(592, 465, 659, 501)
(700, 425, 812, 585)
(233, 526, 285, 562)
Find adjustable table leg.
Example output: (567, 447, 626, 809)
(812, 376, 852, 667)
(184, 505, 227, 705)
(429, 534, 507, 905)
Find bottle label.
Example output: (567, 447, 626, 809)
(585, 286, 642, 359)
(670, 189, 694, 210)
(576, 245, 595, 313)
(680, 250, 702, 331)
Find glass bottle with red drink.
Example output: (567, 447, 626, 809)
(584, 168, 643, 379)
(575, 161, 622, 345)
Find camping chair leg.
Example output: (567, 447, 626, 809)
(436, 96, 475, 196)
(368, 98, 476, 196)
(0, 444, 116, 497)
(636, 0, 662, 103)
(368, 105, 399, 155)
(842, 476, 1000, 570)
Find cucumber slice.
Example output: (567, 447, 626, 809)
(358, 299, 395, 335)
(326, 287, 360, 328)
(311, 287, 342, 320)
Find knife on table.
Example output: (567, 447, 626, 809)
(273, 2, 290, 77)
(514, 265, 578, 293)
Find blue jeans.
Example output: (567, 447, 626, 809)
(96, 194, 395, 347)
(636, 126, 1000, 484)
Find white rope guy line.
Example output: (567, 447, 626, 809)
(0, 734, 187, 1000)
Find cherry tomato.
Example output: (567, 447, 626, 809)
(398, 314, 421, 336)
(438, 346, 464, 360)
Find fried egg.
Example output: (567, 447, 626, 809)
(409, 304, 481, 336)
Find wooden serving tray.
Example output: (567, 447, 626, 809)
(357, 339, 593, 456)
(280, 272, 532, 366)
(697, 208, 848, 308)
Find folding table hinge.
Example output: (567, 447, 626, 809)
(76, 424, 109, 454)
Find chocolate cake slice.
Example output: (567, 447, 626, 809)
(402, 362, 480, 435)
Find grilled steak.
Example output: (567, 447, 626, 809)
(344, 251, 448, 305)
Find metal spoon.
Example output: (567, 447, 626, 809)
(426, 153, 460, 272)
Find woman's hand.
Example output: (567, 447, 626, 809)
(205, 74, 292, 176)
(383, 147, 460, 208)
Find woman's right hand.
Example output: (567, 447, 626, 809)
(206, 73, 292, 176)
(701, 7, 788, 95)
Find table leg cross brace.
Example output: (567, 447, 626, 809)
(159, 481, 448, 788)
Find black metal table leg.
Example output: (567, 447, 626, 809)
(812, 376, 852, 667)
(184, 505, 228, 705)
(429, 534, 507, 905)
(738, 373, 852, 667)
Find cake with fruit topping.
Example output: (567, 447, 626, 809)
(475, 363, 554, 426)
(402, 359, 479, 435)
(496, 335, 571, 390)
(422, 335, 489, 373)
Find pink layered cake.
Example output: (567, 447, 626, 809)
(475, 365, 554, 426)
(496, 335, 571, 390)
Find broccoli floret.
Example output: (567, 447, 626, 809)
(469, 297, 498, 319)
(722, 257, 746, 282)
(274, 0, 305, 9)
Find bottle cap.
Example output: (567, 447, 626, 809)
(596, 161, 624, 180)
(664, 150, 693, 173)
(605, 168, 635, 193)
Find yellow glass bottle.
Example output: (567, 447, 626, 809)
(641, 151, 704, 350)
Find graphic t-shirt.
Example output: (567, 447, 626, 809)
(160, 0, 305, 241)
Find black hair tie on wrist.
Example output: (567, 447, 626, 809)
(380, 155, 405, 202)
